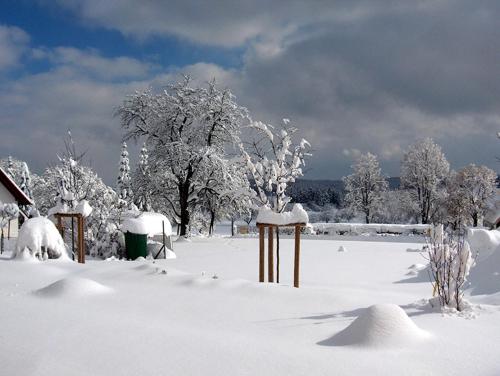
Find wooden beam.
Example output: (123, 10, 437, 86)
(294, 225, 301, 288)
(268, 226, 274, 282)
(78, 215, 85, 264)
(259, 225, 265, 282)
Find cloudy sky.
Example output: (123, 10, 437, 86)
(1, 1, 499, 184)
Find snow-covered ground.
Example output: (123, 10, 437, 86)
(1, 236, 500, 375)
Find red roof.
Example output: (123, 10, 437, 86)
(0, 167, 33, 206)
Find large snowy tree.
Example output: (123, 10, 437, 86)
(343, 152, 387, 224)
(447, 164, 497, 227)
(401, 138, 450, 224)
(117, 77, 249, 236)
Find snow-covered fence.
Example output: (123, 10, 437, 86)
(312, 223, 432, 236)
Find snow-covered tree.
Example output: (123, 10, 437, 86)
(32, 133, 121, 256)
(447, 164, 497, 227)
(0, 202, 19, 253)
(243, 119, 311, 282)
(0, 157, 33, 201)
(401, 138, 450, 224)
(117, 142, 132, 203)
(6, 156, 14, 179)
(198, 157, 254, 235)
(132, 143, 152, 211)
(243, 119, 311, 213)
(343, 152, 387, 224)
(117, 77, 249, 236)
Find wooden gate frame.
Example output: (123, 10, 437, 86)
(54, 213, 85, 264)
(256, 222, 305, 288)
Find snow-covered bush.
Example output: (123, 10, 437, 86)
(15, 217, 67, 260)
(426, 227, 474, 311)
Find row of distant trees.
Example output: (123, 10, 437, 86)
(342, 138, 497, 226)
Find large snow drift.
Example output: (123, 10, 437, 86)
(256, 204, 309, 225)
(320, 304, 430, 347)
(121, 212, 172, 237)
(15, 217, 68, 260)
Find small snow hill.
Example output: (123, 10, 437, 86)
(319, 304, 430, 348)
(33, 277, 113, 298)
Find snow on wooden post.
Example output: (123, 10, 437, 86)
(268, 226, 274, 282)
(256, 204, 308, 288)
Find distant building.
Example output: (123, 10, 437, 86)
(0, 167, 33, 238)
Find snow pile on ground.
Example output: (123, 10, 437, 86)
(467, 229, 500, 295)
(33, 277, 113, 298)
(256, 204, 309, 225)
(121, 212, 172, 237)
(15, 217, 68, 260)
(314, 223, 431, 236)
(467, 228, 500, 261)
(321, 304, 431, 347)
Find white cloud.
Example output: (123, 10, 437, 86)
(0, 25, 30, 70)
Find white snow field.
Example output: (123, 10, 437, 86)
(1, 236, 500, 376)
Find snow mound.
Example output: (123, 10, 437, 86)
(322, 304, 430, 347)
(15, 217, 68, 260)
(338, 246, 347, 252)
(33, 277, 113, 298)
(256, 204, 308, 225)
(467, 228, 500, 262)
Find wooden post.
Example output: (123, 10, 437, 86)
(56, 215, 63, 237)
(268, 225, 274, 282)
(294, 225, 301, 288)
(77, 215, 85, 264)
(259, 225, 265, 282)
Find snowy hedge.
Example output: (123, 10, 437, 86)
(313, 223, 432, 236)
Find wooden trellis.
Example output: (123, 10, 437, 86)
(54, 213, 85, 264)
(256, 222, 305, 288)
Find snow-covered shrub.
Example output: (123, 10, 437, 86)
(16, 217, 67, 260)
(426, 227, 474, 311)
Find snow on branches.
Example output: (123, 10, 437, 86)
(343, 152, 388, 224)
(242, 119, 311, 213)
(117, 77, 250, 236)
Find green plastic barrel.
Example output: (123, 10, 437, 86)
(125, 231, 148, 260)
